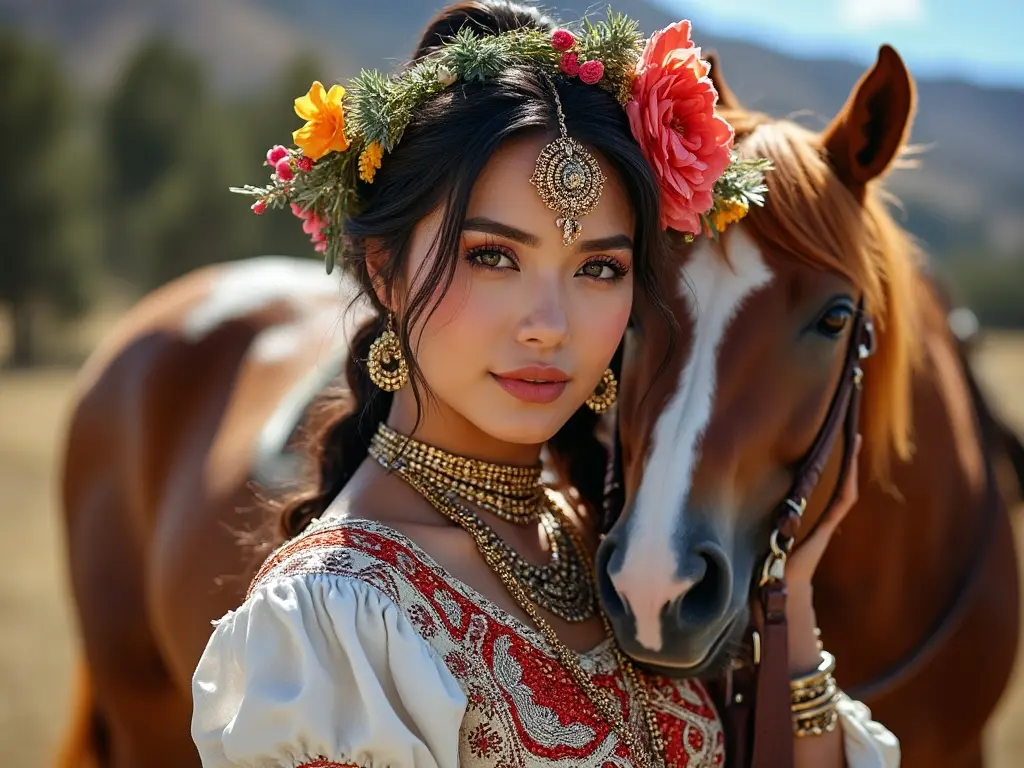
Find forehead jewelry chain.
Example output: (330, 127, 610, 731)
(530, 77, 606, 247)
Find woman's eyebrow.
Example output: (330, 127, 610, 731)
(462, 217, 540, 247)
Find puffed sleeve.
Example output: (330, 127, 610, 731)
(837, 693, 901, 767)
(191, 573, 468, 768)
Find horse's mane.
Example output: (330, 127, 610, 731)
(724, 107, 922, 483)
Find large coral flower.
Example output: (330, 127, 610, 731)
(625, 21, 734, 234)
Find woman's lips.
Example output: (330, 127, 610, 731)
(491, 366, 570, 405)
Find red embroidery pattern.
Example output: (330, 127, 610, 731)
(253, 518, 725, 767)
(296, 759, 359, 768)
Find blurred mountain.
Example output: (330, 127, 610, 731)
(6, 0, 1021, 255)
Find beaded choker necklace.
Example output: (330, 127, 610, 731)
(373, 423, 544, 523)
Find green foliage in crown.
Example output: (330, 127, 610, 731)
(352, 14, 644, 151)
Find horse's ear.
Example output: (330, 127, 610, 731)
(705, 51, 741, 110)
(822, 44, 916, 189)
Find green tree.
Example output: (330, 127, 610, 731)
(101, 38, 207, 285)
(235, 53, 328, 261)
(0, 33, 99, 366)
(938, 252, 1024, 329)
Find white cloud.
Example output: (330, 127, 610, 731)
(839, 0, 925, 30)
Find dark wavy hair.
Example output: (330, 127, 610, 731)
(266, 0, 674, 545)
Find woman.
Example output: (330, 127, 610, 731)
(192, 2, 899, 766)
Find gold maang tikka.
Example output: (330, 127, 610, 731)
(530, 78, 606, 246)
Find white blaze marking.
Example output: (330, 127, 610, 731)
(183, 256, 357, 363)
(611, 232, 773, 650)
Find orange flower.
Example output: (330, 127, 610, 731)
(293, 81, 350, 161)
(710, 198, 749, 232)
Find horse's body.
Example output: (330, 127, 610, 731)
(57, 66, 1023, 768)
(56, 257, 362, 768)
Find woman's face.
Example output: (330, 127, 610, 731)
(398, 133, 636, 447)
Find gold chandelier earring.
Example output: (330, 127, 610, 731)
(585, 368, 618, 413)
(367, 313, 408, 392)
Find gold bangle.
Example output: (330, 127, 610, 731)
(790, 650, 836, 692)
(791, 672, 834, 703)
(794, 706, 840, 738)
(792, 692, 840, 719)
(791, 684, 838, 713)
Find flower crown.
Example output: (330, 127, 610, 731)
(232, 12, 771, 274)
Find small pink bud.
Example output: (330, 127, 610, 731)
(266, 145, 288, 165)
(297, 156, 314, 173)
(251, 200, 267, 215)
(275, 159, 294, 182)
(559, 52, 580, 77)
(578, 59, 605, 85)
(551, 29, 575, 52)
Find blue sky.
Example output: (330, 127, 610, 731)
(660, 0, 1024, 89)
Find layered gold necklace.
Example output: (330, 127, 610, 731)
(368, 424, 665, 768)
(371, 424, 594, 623)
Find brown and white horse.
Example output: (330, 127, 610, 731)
(55, 50, 1022, 768)
(55, 257, 365, 767)
(598, 46, 1022, 767)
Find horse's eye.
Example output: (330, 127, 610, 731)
(816, 305, 852, 338)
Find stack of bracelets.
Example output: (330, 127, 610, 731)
(791, 630, 841, 737)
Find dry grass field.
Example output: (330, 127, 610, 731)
(0, 332, 1021, 767)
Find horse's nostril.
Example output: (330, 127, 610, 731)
(673, 544, 732, 628)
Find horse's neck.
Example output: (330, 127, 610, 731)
(250, 346, 349, 489)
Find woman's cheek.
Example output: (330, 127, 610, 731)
(578, 281, 633, 359)
(410, 266, 475, 346)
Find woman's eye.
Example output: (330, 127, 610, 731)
(577, 260, 626, 280)
(816, 305, 852, 338)
(469, 247, 516, 270)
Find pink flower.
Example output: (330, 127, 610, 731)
(266, 145, 288, 165)
(275, 159, 294, 182)
(297, 155, 314, 173)
(559, 52, 580, 77)
(290, 201, 331, 252)
(625, 20, 734, 234)
(578, 60, 604, 85)
(251, 200, 266, 215)
(551, 29, 575, 51)
(301, 212, 324, 237)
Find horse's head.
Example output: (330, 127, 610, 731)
(597, 46, 921, 675)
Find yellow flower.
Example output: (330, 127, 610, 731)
(293, 81, 349, 161)
(358, 142, 384, 183)
(710, 198, 750, 233)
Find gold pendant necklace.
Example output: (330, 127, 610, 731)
(377, 458, 666, 767)
(369, 427, 595, 623)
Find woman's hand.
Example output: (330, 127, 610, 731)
(785, 435, 861, 674)
(787, 435, 862, 590)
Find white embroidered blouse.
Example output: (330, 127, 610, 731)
(191, 517, 900, 767)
